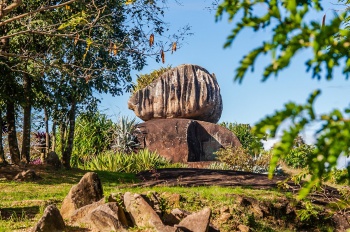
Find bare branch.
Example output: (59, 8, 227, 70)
(1, 0, 22, 18)
(0, 0, 78, 27)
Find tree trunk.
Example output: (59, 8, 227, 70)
(44, 107, 50, 155)
(21, 73, 31, 163)
(51, 121, 56, 152)
(62, 99, 76, 169)
(0, 109, 7, 164)
(6, 101, 20, 164)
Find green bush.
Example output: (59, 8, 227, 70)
(133, 66, 172, 93)
(110, 116, 139, 154)
(220, 122, 265, 156)
(81, 149, 171, 173)
(283, 136, 315, 169)
(328, 168, 349, 185)
(70, 112, 113, 167)
(214, 146, 272, 173)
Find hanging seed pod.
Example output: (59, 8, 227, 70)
(113, 44, 118, 56)
(161, 49, 165, 63)
(149, 33, 154, 47)
(322, 14, 326, 28)
(74, 34, 79, 45)
(171, 42, 177, 54)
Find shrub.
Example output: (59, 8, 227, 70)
(132, 66, 172, 93)
(283, 136, 315, 169)
(214, 146, 273, 173)
(82, 149, 170, 173)
(70, 112, 113, 167)
(220, 122, 265, 156)
(110, 116, 139, 154)
(328, 168, 349, 185)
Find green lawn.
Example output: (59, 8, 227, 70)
(0, 167, 342, 232)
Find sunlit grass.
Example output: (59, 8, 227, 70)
(0, 168, 137, 231)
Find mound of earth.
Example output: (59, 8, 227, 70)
(134, 168, 344, 206)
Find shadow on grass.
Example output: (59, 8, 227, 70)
(35, 168, 138, 186)
(0, 206, 40, 220)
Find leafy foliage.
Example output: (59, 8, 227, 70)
(220, 122, 265, 156)
(216, 0, 350, 197)
(70, 112, 113, 167)
(133, 66, 172, 93)
(110, 116, 139, 154)
(81, 149, 170, 173)
(283, 136, 315, 169)
(214, 146, 272, 173)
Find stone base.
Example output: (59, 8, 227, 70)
(134, 119, 241, 163)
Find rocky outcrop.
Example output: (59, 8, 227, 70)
(135, 119, 241, 163)
(60, 172, 103, 219)
(31, 204, 65, 232)
(128, 64, 223, 123)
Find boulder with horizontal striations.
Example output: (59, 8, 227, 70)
(128, 64, 223, 123)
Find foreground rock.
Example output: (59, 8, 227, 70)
(89, 203, 127, 232)
(128, 64, 223, 123)
(124, 192, 176, 232)
(176, 207, 211, 232)
(31, 204, 65, 232)
(60, 172, 103, 219)
(135, 119, 241, 162)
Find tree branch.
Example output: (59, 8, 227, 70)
(0, 0, 78, 27)
(1, 0, 22, 18)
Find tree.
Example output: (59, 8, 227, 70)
(0, 0, 189, 167)
(216, 0, 350, 197)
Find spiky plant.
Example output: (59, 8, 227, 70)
(110, 116, 139, 154)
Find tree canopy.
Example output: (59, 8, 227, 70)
(216, 0, 350, 198)
(0, 0, 190, 168)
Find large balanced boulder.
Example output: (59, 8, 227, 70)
(134, 118, 241, 163)
(128, 64, 223, 123)
(60, 172, 103, 219)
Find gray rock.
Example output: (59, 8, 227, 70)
(60, 172, 103, 219)
(89, 203, 128, 232)
(45, 151, 61, 169)
(31, 204, 65, 232)
(128, 64, 223, 123)
(70, 198, 105, 225)
(108, 193, 131, 227)
(177, 207, 211, 232)
(124, 192, 176, 232)
(163, 208, 189, 226)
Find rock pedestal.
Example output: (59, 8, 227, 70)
(135, 119, 241, 163)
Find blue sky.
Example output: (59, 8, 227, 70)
(98, 1, 350, 165)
